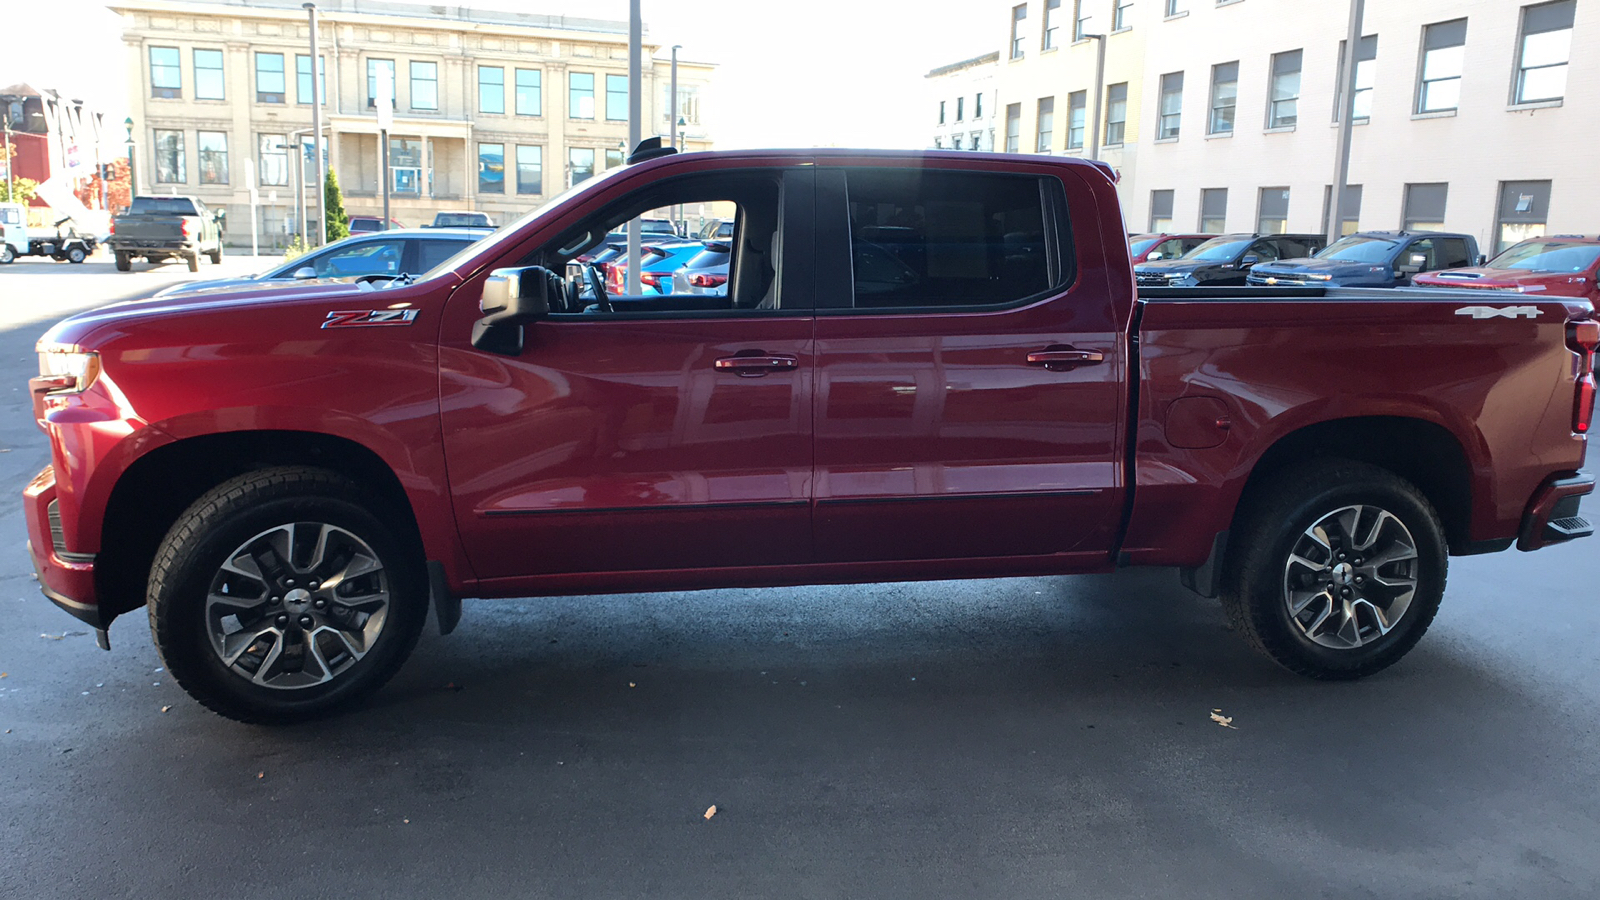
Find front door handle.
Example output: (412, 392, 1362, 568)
(1026, 348, 1104, 371)
(714, 354, 798, 376)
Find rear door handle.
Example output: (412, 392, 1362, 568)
(714, 354, 798, 376)
(1026, 348, 1105, 370)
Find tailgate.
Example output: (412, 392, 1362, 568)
(112, 216, 190, 244)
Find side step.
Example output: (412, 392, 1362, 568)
(1546, 515, 1594, 543)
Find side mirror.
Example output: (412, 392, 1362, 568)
(1475, 254, 1488, 267)
(472, 266, 554, 355)
(1240, 254, 1261, 266)
(1410, 253, 1428, 266)
(1146, 251, 1164, 261)
(213, 209, 227, 224)
(293, 266, 316, 279)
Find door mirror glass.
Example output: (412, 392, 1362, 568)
(1240, 254, 1260, 266)
(473, 265, 554, 355)
(293, 266, 316, 279)
(1146, 251, 1164, 261)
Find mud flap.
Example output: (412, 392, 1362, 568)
(428, 560, 461, 636)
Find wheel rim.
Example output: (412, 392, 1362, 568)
(204, 523, 390, 690)
(1281, 504, 1419, 650)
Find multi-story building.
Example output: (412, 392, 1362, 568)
(929, 0, 1596, 254)
(113, 0, 715, 247)
(927, 53, 999, 152)
(2, 83, 114, 216)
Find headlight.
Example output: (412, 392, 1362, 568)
(37, 349, 101, 394)
(1308, 273, 1333, 281)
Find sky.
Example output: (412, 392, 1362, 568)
(1, 0, 1000, 149)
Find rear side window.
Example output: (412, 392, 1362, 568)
(842, 169, 1065, 309)
(1437, 238, 1472, 269)
(1271, 237, 1316, 258)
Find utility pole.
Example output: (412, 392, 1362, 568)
(670, 44, 681, 235)
(306, 2, 326, 247)
(1327, 0, 1365, 244)
(624, 0, 641, 296)
(123, 116, 137, 200)
(376, 63, 393, 231)
(3, 110, 13, 202)
(1085, 33, 1107, 161)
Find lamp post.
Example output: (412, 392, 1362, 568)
(3, 104, 14, 203)
(1083, 33, 1107, 161)
(305, 2, 326, 247)
(124, 116, 136, 202)
(669, 44, 681, 151)
(1326, 0, 1366, 245)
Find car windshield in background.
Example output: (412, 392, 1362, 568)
(129, 197, 200, 215)
(1316, 236, 1398, 263)
(1489, 241, 1600, 273)
(434, 214, 488, 227)
(1185, 238, 1249, 261)
(1129, 237, 1162, 255)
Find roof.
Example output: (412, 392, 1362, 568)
(925, 51, 1002, 78)
(109, 0, 635, 37)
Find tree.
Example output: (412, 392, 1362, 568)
(0, 143, 38, 205)
(72, 159, 131, 212)
(323, 167, 350, 243)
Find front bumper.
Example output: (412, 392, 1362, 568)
(24, 466, 104, 636)
(1517, 473, 1595, 551)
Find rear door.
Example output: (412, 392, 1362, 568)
(809, 164, 1125, 563)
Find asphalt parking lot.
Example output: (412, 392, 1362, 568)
(0, 257, 1597, 899)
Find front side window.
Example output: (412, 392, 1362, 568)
(1209, 61, 1238, 134)
(1158, 71, 1183, 139)
(1004, 103, 1021, 152)
(367, 59, 396, 109)
(255, 53, 286, 104)
(154, 129, 185, 183)
(1402, 182, 1448, 231)
(516, 69, 542, 116)
(1515, 0, 1573, 104)
(1036, 96, 1054, 152)
(479, 66, 505, 114)
(841, 168, 1060, 309)
(1066, 91, 1086, 149)
(1495, 180, 1552, 253)
(1043, 0, 1060, 49)
(1417, 19, 1466, 113)
(1011, 4, 1028, 58)
(1149, 189, 1174, 231)
(258, 134, 288, 187)
(569, 72, 595, 119)
(605, 74, 628, 121)
(569, 147, 595, 185)
(1104, 82, 1128, 145)
(411, 61, 438, 110)
(194, 49, 224, 101)
(1268, 50, 1302, 128)
(517, 145, 543, 195)
(1256, 187, 1289, 234)
(150, 47, 181, 99)
(305, 239, 405, 278)
(478, 143, 505, 194)
(298, 55, 326, 106)
(1199, 187, 1227, 232)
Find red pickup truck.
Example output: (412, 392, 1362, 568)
(25, 144, 1597, 723)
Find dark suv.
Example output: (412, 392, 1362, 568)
(1135, 233, 1326, 287)
(1248, 231, 1479, 287)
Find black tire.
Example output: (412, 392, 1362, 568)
(208, 244, 223, 265)
(114, 251, 131, 272)
(67, 246, 87, 264)
(186, 252, 200, 273)
(1220, 459, 1448, 680)
(149, 467, 427, 724)
(0, 245, 14, 264)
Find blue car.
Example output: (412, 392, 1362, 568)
(1248, 231, 1480, 287)
(152, 228, 488, 297)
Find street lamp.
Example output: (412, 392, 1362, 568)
(124, 115, 136, 202)
(669, 44, 682, 152)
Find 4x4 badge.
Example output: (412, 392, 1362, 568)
(322, 309, 420, 328)
(1454, 306, 1542, 320)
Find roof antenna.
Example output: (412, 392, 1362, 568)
(626, 136, 678, 165)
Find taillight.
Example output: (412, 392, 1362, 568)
(181, 219, 193, 238)
(689, 273, 728, 288)
(639, 272, 661, 289)
(108, 220, 116, 235)
(1569, 320, 1598, 434)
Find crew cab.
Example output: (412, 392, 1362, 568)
(108, 195, 226, 272)
(1414, 235, 1600, 301)
(25, 143, 1596, 723)
(1248, 231, 1479, 287)
(1135, 232, 1326, 287)
(1128, 232, 1214, 265)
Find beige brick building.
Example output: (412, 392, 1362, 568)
(112, 0, 715, 247)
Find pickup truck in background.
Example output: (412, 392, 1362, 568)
(428, 211, 495, 228)
(1414, 235, 1600, 301)
(108, 195, 225, 272)
(1249, 231, 1480, 287)
(1127, 232, 1215, 265)
(25, 144, 1596, 723)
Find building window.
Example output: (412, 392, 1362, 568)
(254, 53, 285, 104)
(1066, 90, 1086, 149)
(1150, 189, 1174, 231)
(569, 147, 595, 185)
(1074, 0, 1092, 39)
(515, 69, 542, 116)
(516, 145, 542, 195)
(1257, 187, 1289, 233)
(197, 131, 228, 185)
(970, 131, 983, 149)
(477, 66, 505, 114)
(154, 129, 185, 183)
(938, 100, 946, 124)
(956, 96, 965, 121)
(1515, 0, 1574, 104)
(367, 59, 395, 109)
(1166, 0, 1184, 15)
(569, 72, 595, 119)
(975, 93, 984, 118)
(1321, 184, 1363, 235)
(603, 74, 627, 121)
(410, 62, 438, 110)
(194, 49, 224, 101)
(258, 134, 288, 187)
(1417, 19, 1467, 113)
(1011, 4, 1027, 58)
(1036, 96, 1054, 152)
(1113, 0, 1133, 30)
(934, 137, 943, 149)
(1267, 50, 1302, 128)
(1004, 102, 1021, 152)
(1402, 182, 1448, 230)
(389, 138, 422, 194)
(1199, 187, 1227, 232)
(1104, 82, 1128, 145)
(1158, 71, 1183, 139)
(1334, 35, 1377, 121)
(297, 55, 326, 106)
(1209, 61, 1238, 134)
(478, 143, 504, 194)
(605, 148, 625, 169)
(1043, 0, 1061, 49)
(149, 47, 181, 99)
(952, 134, 965, 150)
(1495, 180, 1552, 252)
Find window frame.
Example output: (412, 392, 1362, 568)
(154, 129, 186, 184)
(1113, 0, 1133, 30)
(1401, 182, 1449, 231)
(197, 130, 229, 185)
(478, 65, 506, 115)
(569, 146, 596, 186)
(367, 58, 396, 110)
(1005, 102, 1022, 152)
(569, 72, 596, 120)
(1415, 19, 1466, 114)
(193, 49, 225, 101)
(258, 134, 289, 187)
(298, 55, 327, 106)
(1036, 96, 1054, 152)
(1158, 71, 1183, 139)
(1256, 186, 1290, 234)
(605, 73, 628, 121)
(477, 142, 505, 194)
(254, 52, 287, 105)
(1066, 91, 1087, 149)
(1011, 4, 1028, 59)
(1333, 35, 1377, 122)
(1199, 187, 1227, 232)
(1267, 49, 1302, 129)
(1513, 0, 1574, 105)
(1149, 189, 1175, 232)
(1104, 82, 1128, 146)
(515, 144, 543, 195)
(1208, 61, 1238, 134)
(515, 68, 543, 116)
(1043, 0, 1061, 49)
(149, 46, 182, 99)
(410, 61, 439, 111)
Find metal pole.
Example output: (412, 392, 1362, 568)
(381, 129, 390, 230)
(4, 119, 12, 202)
(306, 2, 326, 247)
(1327, 0, 1364, 244)
(1087, 34, 1106, 161)
(296, 139, 305, 243)
(670, 45, 681, 236)
(624, 0, 641, 295)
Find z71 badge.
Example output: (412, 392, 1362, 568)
(321, 309, 420, 328)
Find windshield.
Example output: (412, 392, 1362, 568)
(1184, 238, 1250, 261)
(1316, 235, 1399, 263)
(1488, 241, 1600, 273)
(1129, 237, 1162, 255)
(129, 197, 200, 216)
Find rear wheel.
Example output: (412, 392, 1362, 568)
(208, 244, 223, 265)
(1221, 460, 1448, 679)
(0, 245, 14, 264)
(114, 251, 131, 271)
(67, 245, 87, 264)
(186, 252, 200, 272)
(149, 467, 427, 724)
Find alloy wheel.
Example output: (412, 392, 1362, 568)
(1281, 504, 1419, 650)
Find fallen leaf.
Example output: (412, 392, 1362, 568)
(703, 805, 717, 820)
(403, 818, 410, 824)
(40, 634, 64, 641)
(1209, 711, 1237, 729)
(1, 672, 7, 678)
(628, 682, 636, 688)
(161, 705, 172, 713)
(257, 772, 265, 779)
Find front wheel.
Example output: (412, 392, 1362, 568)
(149, 467, 428, 723)
(67, 245, 88, 264)
(114, 251, 131, 271)
(0, 245, 14, 264)
(208, 244, 223, 265)
(1221, 460, 1448, 680)
(186, 252, 200, 272)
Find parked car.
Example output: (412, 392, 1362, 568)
(0, 205, 98, 264)
(1248, 231, 1480, 287)
(107, 195, 225, 272)
(25, 145, 1594, 723)
(150, 228, 486, 297)
(697, 219, 735, 241)
(428, 211, 495, 228)
(1128, 233, 1214, 265)
(1135, 233, 1327, 287)
(348, 216, 407, 234)
(605, 240, 704, 296)
(1414, 235, 1600, 301)
(669, 241, 732, 295)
